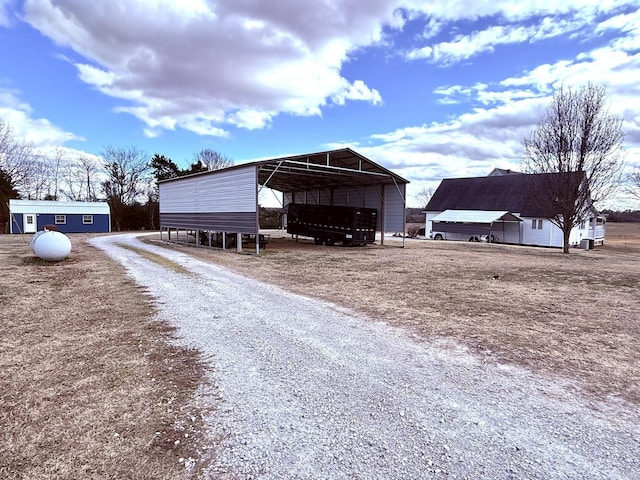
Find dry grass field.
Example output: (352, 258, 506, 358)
(150, 222, 640, 406)
(0, 235, 216, 480)
(1, 222, 638, 479)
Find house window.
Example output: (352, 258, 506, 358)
(83, 215, 94, 225)
(532, 219, 543, 229)
(55, 215, 66, 225)
(580, 220, 586, 229)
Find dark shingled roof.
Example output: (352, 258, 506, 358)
(426, 172, 582, 218)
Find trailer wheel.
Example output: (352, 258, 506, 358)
(325, 235, 335, 246)
(314, 237, 323, 245)
(433, 234, 443, 240)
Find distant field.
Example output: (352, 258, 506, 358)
(601, 221, 640, 250)
(150, 221, 640, 405)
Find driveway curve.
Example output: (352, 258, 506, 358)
(90, 233, 640, 479)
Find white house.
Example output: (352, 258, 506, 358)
(425, 170, 605, 248)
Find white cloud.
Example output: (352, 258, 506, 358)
(21, 0, 401, 137)
(369, 38, 640, 208)
(0, 88, 80, 146)
(404, 0, 630, 23)
(405, 10, 604, 65)
(0, 0, 18, 27)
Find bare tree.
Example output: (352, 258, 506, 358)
(0, 167, 20, 230)
(0, 119, 38, 196)
(59, 155, 102, 201)
(416, 187, 434, 209)
(522, 83, 625, 253)
(43, 147, 67, 200)
(77, 155, 102, 201)
(21, 152, 52, 199)
(100, 145, 152, 230)
(628, 168, 640, 201)
(192, 148, 233, 171)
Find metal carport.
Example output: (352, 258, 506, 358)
(431, 210, 522, 243)
(158, 148, 409, 253)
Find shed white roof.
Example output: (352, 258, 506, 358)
(431, 210, 521, 223)
(9, 199, 110, 215)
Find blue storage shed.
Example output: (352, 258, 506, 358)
(9, 200, 111, 234)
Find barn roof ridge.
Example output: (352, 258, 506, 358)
(426, 170, 583, 217)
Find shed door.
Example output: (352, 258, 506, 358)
(23, 213, 36, 233)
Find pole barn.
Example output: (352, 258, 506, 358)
(158, 148, 409, 254)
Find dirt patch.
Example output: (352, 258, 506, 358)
(147, 223, 640, 405)
(0, 233, 216, 480)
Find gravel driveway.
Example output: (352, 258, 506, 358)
(90, 233, 640, 480)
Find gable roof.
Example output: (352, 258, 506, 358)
(160, 148, 409, 192)
(426, 172, 583, 218)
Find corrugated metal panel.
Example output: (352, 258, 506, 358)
(319, 190, 331, 205)
(160, 212, 256, 234)
(332, 188, 349, 206)
(384, 183, 405, 232)
(160, 165, 257, 214)
(362, 186, 382, 230)
(364, 186, 381, 211)
(9, 199, 110, 215)
(284, 192, 294, 205)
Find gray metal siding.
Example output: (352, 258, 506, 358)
(332, 188, 349, 206)
(319, 190, 331, 205)
(364, 187, 380, 208)
(160, 212, 256, 234)
(384, 183, 406, 232)
(160, 166, 257, 214)
(159, 165, 257, 234)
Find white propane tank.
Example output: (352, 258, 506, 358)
(31, 230, 72, 262)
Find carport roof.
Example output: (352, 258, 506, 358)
(253, 148, 409, 192)
(431, 210, 522, 223)
(160, 148, 409, 192)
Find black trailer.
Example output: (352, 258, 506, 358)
(286, 203, 377, 246)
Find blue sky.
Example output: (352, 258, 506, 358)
(1, 0, 639, 207)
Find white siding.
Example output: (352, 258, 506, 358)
(425, 211, 440, 238)
(499, 223, 521, 244)
(521, 217, 566, 247)
(160, 166, 257, 214)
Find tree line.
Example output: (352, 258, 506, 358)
(0, 118, 232, 231)
(2, 83, 640, 248)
